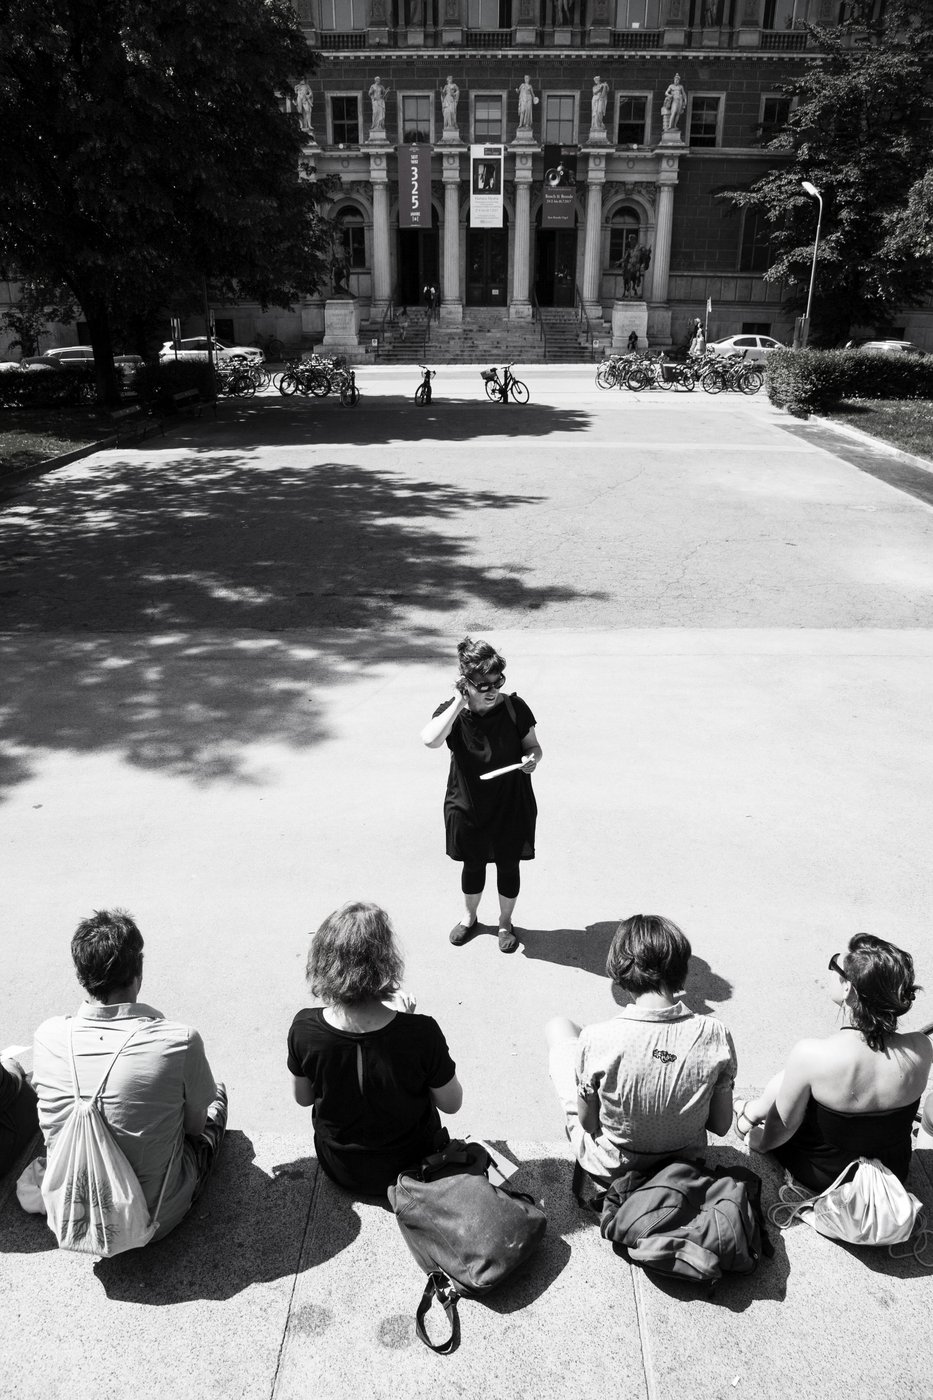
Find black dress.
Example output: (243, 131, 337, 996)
(433, 692, 537, 864)
(287, 1008, 456, 1195)
(772, 1092, 920, 1192)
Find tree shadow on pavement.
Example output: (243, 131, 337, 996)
(0, 447, 604, 800)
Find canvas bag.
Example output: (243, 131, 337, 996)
(600, 1156, 770, 1284)
(388, 1140, 547, 1353)
(38, 1023, 175, 1256)
(769, 1156, 921, 1249)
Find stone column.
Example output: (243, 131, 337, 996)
(370, 151, 391, 312)
(510, 150, 533, 321)
(646, 173, 676, 345)
(441, 150, 463, 323)
(581, 151, 605, 315)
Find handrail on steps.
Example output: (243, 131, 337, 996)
(531, 288, 549, 360)
(574, 284, 597, 357)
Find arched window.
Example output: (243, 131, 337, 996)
(336, 207, 367, 268)
(608, 205, 641, 267)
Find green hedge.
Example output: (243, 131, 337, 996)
(0, 362, 97, 410)
(132, 359, 214, 409)
(767, 348, 933, 417)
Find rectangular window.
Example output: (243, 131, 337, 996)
(401, 94, 433, 143)
(688, 95, 722, 148)
(742, 322, 772, 335)
(467, 0, 503, 24)
(320, 0, 367, 26)
(341, 224, 366, 268)
(544, 95, 576, 145)
(474, 95, 503, 141)
(331, 95, 361, 145)
(614, 0, 661, 25)
(616, 95, 648, 146)
(215, 318, 235, 341)
(738, 207, 771, 273)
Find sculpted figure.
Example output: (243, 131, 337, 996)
(661, 73, 686, 133)
(441, 76, 460, 131)
(557, 0, 574, 22)
(591, 76, 609, 131)
(516, 75, 538, 130)
(294, 80, 314, 136)
(369, 77, 389, 132)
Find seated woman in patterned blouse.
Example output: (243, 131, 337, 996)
(545, 915, 737, 1203)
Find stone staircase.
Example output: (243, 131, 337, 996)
(365, 307, 606, 365)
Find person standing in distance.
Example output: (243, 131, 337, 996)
(421, 637, 542, 953)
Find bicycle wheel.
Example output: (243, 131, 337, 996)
(510, 379, 529, 404)
(656, 365, 674, 390)
(277, 372, 298, 396)
(625, 368, 648, 391)
(268, 338, 285, 361)
(595, 365, 613, 389)
(700, 369, 725, 395)
(739, 369, 764, 395)
(414, 384, 428, 406)
(484, 378, 499, 402)
(252, 365, 271, 389)
(341, 381, 360, 407)
(678, 367, 697, 392)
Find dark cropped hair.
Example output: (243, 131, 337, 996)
(457, 635, 505, 682)
(306, 901, 403, 1006)
(842, 933, 920, 1053)
(606, 915, 691, 996)
(71, 908, 144, 1000)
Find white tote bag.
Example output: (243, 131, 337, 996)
(771, 1156, 920, 1248)
(36, 1025, 175, 1256)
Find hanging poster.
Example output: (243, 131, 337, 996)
(470, 144, 504, 228)
(542, 145, 577, 229)
(398, 143, 432, 229)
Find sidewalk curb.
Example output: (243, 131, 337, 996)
(0, 416, 171, 490)
(808, 410, 933, 477)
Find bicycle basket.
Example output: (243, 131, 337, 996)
(480, 368, 497, 382)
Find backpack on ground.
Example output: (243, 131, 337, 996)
(600, 1155, 771, 1285)
(30, 1023, 176, 1256)
(388, 1139, 547, 1353)
(769, 1156, 924, 1253)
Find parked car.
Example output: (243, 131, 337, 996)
(158, 336, 263, 364)
(856, 339, 926, 357)
(42, 345, 96, 361)
(707, 334, 785, 363)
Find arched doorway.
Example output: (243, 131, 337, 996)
(466, 213, 509, 307)
(534, 210, 578, 307)
(397, 224, 440, 307)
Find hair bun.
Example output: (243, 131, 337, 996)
(456, 636, 473, 658)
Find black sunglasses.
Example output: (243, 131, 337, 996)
(828, 953, 847, 979)
(467, 674, 505, 693)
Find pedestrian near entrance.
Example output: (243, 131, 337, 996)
(421, 637, 542, 953)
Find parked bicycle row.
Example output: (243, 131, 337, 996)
(273, 353, 361, 406)
(596, 349, 764, 395)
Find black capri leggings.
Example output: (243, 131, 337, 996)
(461, 859, 521, 900)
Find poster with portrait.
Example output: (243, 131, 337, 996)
(398, 144, 432, 229)
(542, 146, 577, 229)
(470, 144, 504, 228)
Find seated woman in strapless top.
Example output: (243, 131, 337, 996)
(735, 934, 931, 1192)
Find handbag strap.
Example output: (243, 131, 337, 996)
(414, 1271, 460, 1354)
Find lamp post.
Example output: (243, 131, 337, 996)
(800, 180, 823, 349)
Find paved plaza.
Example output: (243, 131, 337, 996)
(1, 367, 932, 1397)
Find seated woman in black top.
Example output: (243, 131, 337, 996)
(735, 934, 931, 1191)
(0, 1045, 39, 1176)
(288, 902, 463, 1195)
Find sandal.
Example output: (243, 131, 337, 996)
(733, 1100, 756, 1143)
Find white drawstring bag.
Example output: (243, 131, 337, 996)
(769, 1157, 922, 1250)
(20, 1024, 175, 1257)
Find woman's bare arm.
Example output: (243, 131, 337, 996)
(421, 691, 466, 748)
(430, 1073, 463, 1114)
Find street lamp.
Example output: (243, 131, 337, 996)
(800, 180, 823, 349)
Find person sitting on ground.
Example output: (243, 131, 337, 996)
(1, 1042, 39, 1177)
(546, 912, 734, 1198)
(546, 914, 736, 1200)
(734, 934, 931, 1192)
(287, 901, 462, 1195)
(29, 908, 227, 1240)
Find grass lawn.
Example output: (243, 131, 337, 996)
(0, 405, 136, 478)
(824, 399, 933, 462)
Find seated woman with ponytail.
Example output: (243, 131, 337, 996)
(735, 934, 931, 1191)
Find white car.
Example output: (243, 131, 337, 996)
(42, 345, 96, 361)
(857, 339, 926, 357)
(159, 336, 263, 364)
(707, 334, 785, 363)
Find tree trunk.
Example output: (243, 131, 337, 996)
(78, 294, 120, 406)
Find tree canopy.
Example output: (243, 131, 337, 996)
(0, 0, 330, 397)
(723, 1, 933, 343)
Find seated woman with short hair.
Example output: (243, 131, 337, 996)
(287, 902, 463, 1196)
(735, 934, 931, 1191)
(546, 915, 737, 1194)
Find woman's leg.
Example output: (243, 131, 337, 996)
(450, 862, 485, 945)
(545, 1018, 584, 1144)
(495, 861, 521, 953)
(742, 1072, 784, 1127)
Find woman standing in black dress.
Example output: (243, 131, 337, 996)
(421, 637, 542, 953)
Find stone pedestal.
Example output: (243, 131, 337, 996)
(586, 127, 610, 147)
(438, 128, 462, 145)
(404, 25, 425, 43)
(441, 25, 462, 41)
(365, 129, 390, 146)
(322, 298, 361, 358)
(611, 300, 648, 350)
(659, 129, 685, 148)
(511, 127, 537, 148)
(647, 303, 672, 347)
(553, 25, 572, 42)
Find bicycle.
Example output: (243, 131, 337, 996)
(626, 352, 695, 392)
(414, 366, 436, 406)
(480, 363, 529, 404)
(596, 353, 638, 390)
(252, 333, 286, 361)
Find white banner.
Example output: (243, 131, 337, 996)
(470, 144, 504, 228)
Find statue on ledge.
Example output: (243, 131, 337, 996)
(661, 73, 686, 133)
(591, 76, 609, 132)
(294, 80, 314, 137)
(441, 76, 460, 131)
